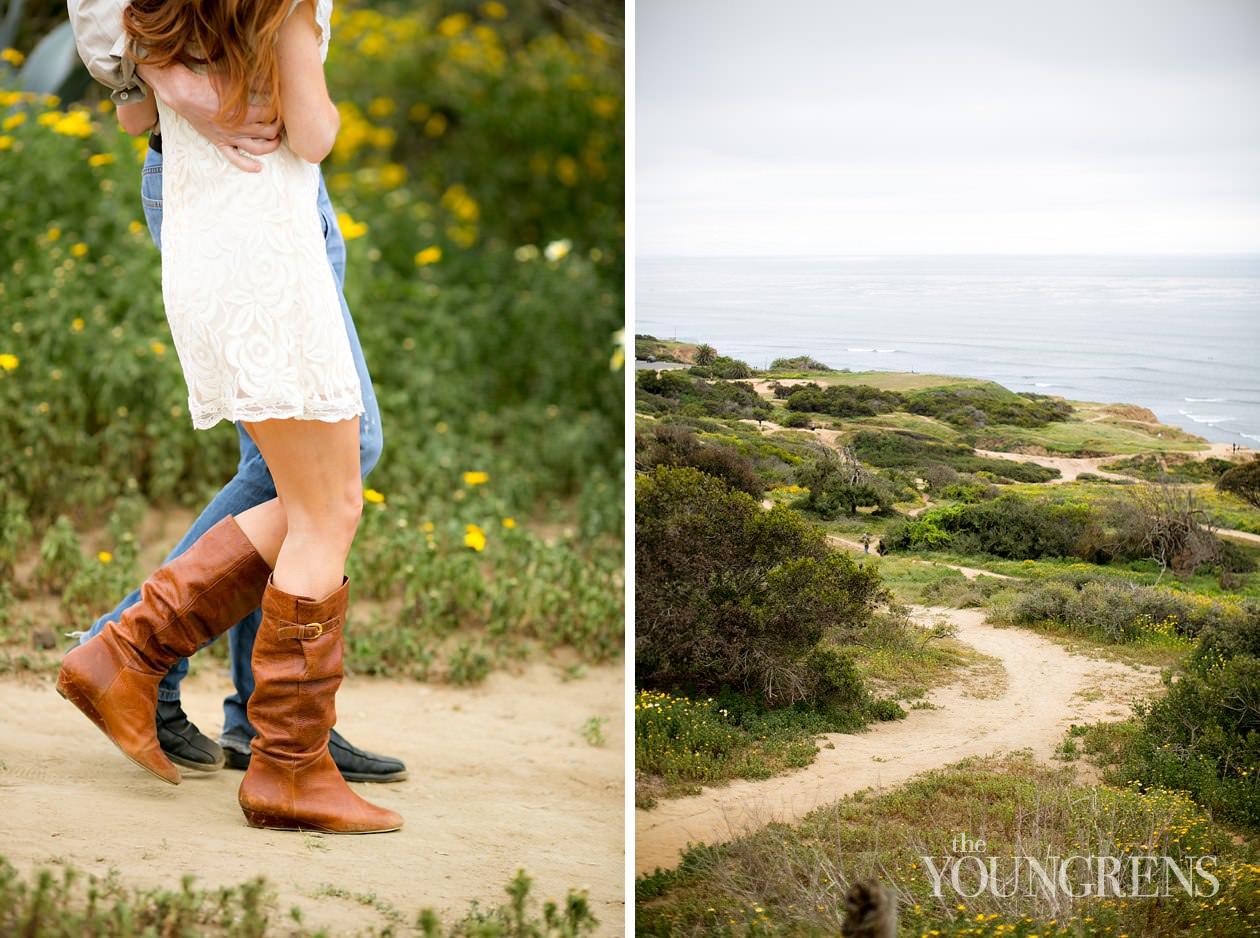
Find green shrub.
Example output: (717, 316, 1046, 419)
(850, 430, 1059, 483)
(768, 355, 831, 371)
(904, 384, 1073, 429)
(1117, 608, 1260, 831)
(635, 423, 764, 497)
(884, 496, 1088, 560)
(688, 355, 754, 379)
(997, 572, 1248, 645)
(785, 383, 904, 417)
(636, 466, 885, 707)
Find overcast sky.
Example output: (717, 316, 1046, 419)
(637, 0, 1260, 256)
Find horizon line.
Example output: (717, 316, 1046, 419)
(638, 250, 1260, 260)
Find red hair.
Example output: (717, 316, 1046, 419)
(123, 0, 295, 124)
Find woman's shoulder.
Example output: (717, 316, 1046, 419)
(286, 0, 333, 59)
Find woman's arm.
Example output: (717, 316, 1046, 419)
(116, 95, 157, 135)
(276, 0, 339, 164)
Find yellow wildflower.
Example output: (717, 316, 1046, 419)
(481, 1, 508, 17)
(379, 163, 406, 188)
(0, 135, 11, 150)
(88, 152, 115, 167)
(0, 353, 18, 371)
(462, 471, 489, 486)
(591, 95, 618, 119)
(149, 340, 165, 356)
(463, 523, 486, 552)
(46, 226, 61, 241)
(98, 551, 113, 564)
(554, 155, 579, 186)
(414, 245, 442, 266)
(501, 517, 516, 529)
(52, 110, 93, 138)
(71, 318, 84, 332)
(1, 47, 24, 66)
(128, 220, 144, 235)
(337, 211, 368, 240)
(70, 243, 88, 258)
(422, 521, 435, 532)
(424, 113, 448, 138)
(437, 12, 471, 36)
(367, 96, 395, 118)
(363, 488, 385, 504)
(2, 111, 25, 130)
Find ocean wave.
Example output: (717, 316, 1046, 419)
(876, 348, 897, 353)
(1185, 397, 1225, 403)
(1034, 382, 1057, 388)
(1179, 410, 1238, 425)
(1241, 433, 1260, 444)
(847, 348, 875, 352)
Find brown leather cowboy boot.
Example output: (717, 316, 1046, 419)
(238, 577, 403, 834)
(57, 516, 271, 785)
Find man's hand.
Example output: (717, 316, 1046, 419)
(136, 61, 283, 172)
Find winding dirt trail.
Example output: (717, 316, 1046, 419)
(0, 664, 625, 935)
(635, 607, 1160, 876)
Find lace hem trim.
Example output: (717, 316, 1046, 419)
(189, 396, 365, 431)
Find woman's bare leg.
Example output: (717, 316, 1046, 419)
(238, 416, 362, 599)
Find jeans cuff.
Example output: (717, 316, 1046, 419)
(157, 687, 182, 703)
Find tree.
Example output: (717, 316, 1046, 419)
(1218, 457, 1260, 510)
(1111, 484, 1220, 584)
(796, 442, 892, 517)
(693, 343, 717, 366)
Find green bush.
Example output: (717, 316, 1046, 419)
(904, 384, 1073, 429)
(996, 572, 1248, 645)
(688, 355, 754, 379)
(635, 371, 768, 420)
(1116, 607, 1260, 831)
(884, 496, 1088, 560)
(785, 383, 904, 418)
(636, 466, 885, 707)
(850, 430, 1059, 483)
(634, 423, 764, 497)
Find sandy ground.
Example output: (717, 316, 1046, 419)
(0, 663, 626, 935)
(635, 607, 1161, 876)
(971, 448, 1131, 483)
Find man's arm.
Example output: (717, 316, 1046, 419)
(136, 62, 284, 172)
(67, 0, 147, 104)
(67, 0, 284, 172)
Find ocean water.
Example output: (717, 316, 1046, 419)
(637, 255, 1260, 446)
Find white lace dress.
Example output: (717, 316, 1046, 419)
(154, 0, 361, 430)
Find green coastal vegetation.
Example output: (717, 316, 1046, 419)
(634, 336, 1260, 936)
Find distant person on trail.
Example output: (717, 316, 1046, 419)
(875, 539, 885, 556)
(861, 533, 872, 554)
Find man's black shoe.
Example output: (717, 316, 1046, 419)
(219, 726, 252, 771)
(218, 726, 408, 782)
(156, 700, 225, 771)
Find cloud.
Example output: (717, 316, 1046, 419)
(638, 0, 1260, 255)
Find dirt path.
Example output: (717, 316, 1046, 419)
(0, 664, 625, 935)
(972, 449, 1132, 483)
(635, 607, 1160, 876)
(827, 535, 1017, 581)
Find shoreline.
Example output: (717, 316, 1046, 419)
(635, 354, 1257, 455)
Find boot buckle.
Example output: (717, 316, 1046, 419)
(300, 622, 325, 639)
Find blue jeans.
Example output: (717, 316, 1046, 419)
(80, 145, 383, 739)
